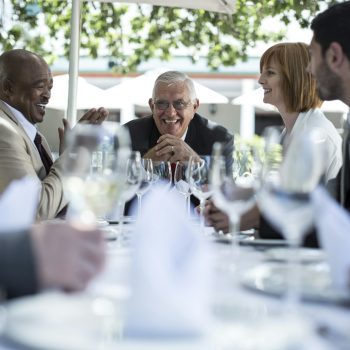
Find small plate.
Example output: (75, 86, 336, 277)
(265, 248, 326, 263)
(241, 262, 350, 304)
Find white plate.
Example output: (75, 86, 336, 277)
(241, 262, 350, 304)
(2, 292, 212, 350)
(265, 248, 326, 263)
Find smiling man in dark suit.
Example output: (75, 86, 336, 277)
(124, 71, 233, 169)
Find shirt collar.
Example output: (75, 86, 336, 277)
(2, 101, 37, 142)
(181, 128, 188, 141)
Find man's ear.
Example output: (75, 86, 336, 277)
(193, 98, 199, 113)
(2, 78, 14, 96)
(148, 98, 154, 112)
(326, 42, 346, 72)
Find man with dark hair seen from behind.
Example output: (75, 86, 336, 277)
(0, 49, 108, 220)
(309, 1, 350, 211)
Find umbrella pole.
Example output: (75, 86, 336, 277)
(67, 0, 82, 125)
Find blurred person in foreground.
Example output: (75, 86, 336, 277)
(205, 42, 342, 240)
(0, 222, 105, 299)
(124, 70, 233, 168)
(309, 1, 350, 212)
(0, 49, 108, 220)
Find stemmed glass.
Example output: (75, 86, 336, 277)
(135, 158, 153, 216)
(63, 121, 130, 227)
(174, 161, 192, 217)
(211, 142, 258, 248)
(115, 151, 142, 236)
(152, 161, 172, 190)
(257, 128, 327, 311)
(188, 155, 213, 234)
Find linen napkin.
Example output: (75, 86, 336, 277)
(124, 186, 211, 338)
(0, 177, 40, 233)
(311, 186, 350, 290)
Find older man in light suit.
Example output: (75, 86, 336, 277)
(0, 49, 108, 220)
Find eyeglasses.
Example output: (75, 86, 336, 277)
(154, 100, 191, 111)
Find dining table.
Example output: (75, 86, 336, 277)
(0, 221, 349, 350)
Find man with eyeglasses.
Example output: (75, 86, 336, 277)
(124, 70, 233, 168)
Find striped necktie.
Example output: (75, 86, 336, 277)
(34, 133, 53, 175)
(341, 114, 350, 210)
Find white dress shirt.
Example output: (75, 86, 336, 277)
(288, 108, 342, 181)
(2, 100, 37, 144)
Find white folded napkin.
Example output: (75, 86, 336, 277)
(311, 186, 350, 290)
(0, 177, 40, 233)
(124, 186, 211, 339)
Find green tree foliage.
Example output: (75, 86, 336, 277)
(0, 0, 341, 72)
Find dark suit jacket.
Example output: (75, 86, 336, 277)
(124, 113, 234, 168)
(0, 232, 38, 299)
(123, 113, 233, 211)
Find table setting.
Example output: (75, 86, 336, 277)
(1, 124, 350, 350)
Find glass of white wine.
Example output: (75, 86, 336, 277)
(63, 122, 130, 227)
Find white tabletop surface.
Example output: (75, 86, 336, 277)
(1, 224, 349, 350)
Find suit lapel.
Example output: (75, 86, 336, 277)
(149, 119, 161, 149)
(185, 117, 197, 149)
(0, 101, 48, 177)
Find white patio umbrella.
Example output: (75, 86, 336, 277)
(47, 74, 116, 110)
(104, 68, 229, 107)
(95, 0, 235, 13)
(67, 0, 236, 124)
(233, 88, 349, 114)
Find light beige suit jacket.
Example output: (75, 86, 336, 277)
(0, 101, 68, 220)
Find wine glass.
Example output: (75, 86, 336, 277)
(114, 151, 142, 237)
(152, 161, 172, 190)
(174, 161, 192, 217)
(188, 155, 213, 234)
(211, 141, 259, 249)
(257, 128, 327, 311)
(135, 158, 153, 216)
(63, 121, 130, 227)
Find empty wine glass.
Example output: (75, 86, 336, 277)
(257, 128, 327, 311)
(211, 142, 258, 246)
(115, 151, 142, 237)
(135, 158, 153, 216)
(174, 161, 192, 217)
(63, 121, 130, 227)
(188, 155, 213, 234)
(152, 161, 172, 190)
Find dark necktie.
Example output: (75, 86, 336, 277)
(171, 162, 176, 183)
(34, 133, 53, 175)
(341, 115, 350, 211)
